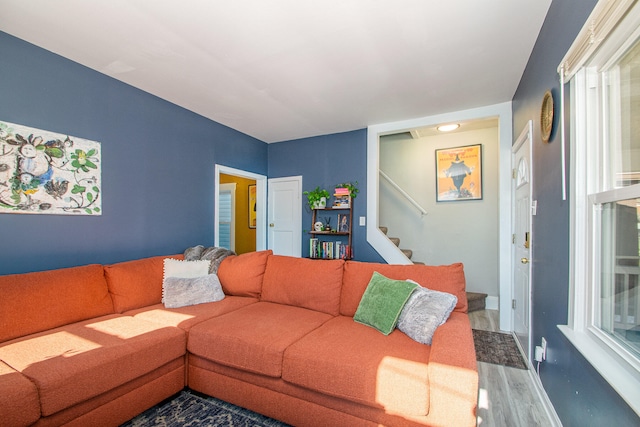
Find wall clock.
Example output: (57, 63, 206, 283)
(540, 90, 554, 142)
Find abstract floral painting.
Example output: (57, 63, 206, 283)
(0, 120, 101, 215)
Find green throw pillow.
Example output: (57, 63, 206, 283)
(354, 272, 419, 335)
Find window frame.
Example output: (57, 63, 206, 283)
(560, 0, 640, 415)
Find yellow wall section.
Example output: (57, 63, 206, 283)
(220, 174, 256, 254)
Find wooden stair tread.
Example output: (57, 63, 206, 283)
(466, 292, 487, 313)
(401, 249, 413, 259)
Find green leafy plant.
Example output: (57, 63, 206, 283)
(303, 186, 330, 209)
(335, 181, 359, 199)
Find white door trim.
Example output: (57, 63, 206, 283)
(214, 164, 267, 251)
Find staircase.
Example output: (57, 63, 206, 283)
(380, 226, 488, 311)
(379, 226, 424, 265)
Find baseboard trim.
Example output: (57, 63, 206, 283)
(485, 296, 499, 310)
(511, 331, 563, 427)
(528, 368, 563, 427)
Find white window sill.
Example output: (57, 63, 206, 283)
(558, 325, 640, 416)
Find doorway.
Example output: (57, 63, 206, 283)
(366, 102, 514, 331)
(214, 165, 267, 253)
(219, 174, 256, 254)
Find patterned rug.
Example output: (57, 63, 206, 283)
(120, 389, 290, 427)
(472, 329, 528, 370)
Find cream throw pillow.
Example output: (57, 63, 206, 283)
(162, 258, 211, 303)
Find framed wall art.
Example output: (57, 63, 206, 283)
(435, 144, 482, 202)
(0, 120, 101, 215)
(248, 184, 256, 228)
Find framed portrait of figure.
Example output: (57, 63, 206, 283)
(435, 144, 482, 202)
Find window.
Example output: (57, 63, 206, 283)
(219, 183, 236, 251)
(560, 0, 640, 415)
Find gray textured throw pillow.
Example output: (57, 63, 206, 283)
(199, 246, 236, 273)
(396, 285, 457, 345)
(184, 245, 206, 261)
(163, 274, 225, 309)
(183, 245, 235, 273)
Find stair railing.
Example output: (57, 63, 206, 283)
(379, 170, 428, 216)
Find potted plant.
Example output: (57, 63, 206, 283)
(303, 186, 330, 209)
(335, 181, 359, 199)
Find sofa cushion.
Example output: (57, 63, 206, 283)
(125, 296, 258, 331)
(217, 250, 272, 298)
(105, 254, 182, 313)
(261, 255, 344, 316)
(397, 284, 458, 345)
(282, 315, 431, 415)
(341, 261, 468, 316)
(188, 302, 332, 378)
(353, 272, 418, 335)
(0, 264, 114, 344)
(0, 361, 40, 427)
(0, 314, 185, 417)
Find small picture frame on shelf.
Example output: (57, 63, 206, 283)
(337, 214, 350, 232)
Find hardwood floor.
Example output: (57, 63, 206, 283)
(469, 309, 559, 427)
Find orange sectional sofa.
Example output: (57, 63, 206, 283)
(0, 250, 478, 427)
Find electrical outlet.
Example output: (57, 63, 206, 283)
(535, 345, 544, 362)
(541, 337, 547, 361)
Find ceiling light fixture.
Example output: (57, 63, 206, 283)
(437, 123, 460, 132)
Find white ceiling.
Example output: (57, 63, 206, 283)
(0, 0, 551, 143)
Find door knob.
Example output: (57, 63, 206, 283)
(269, 223, 275, 227)
(521, 257, 529, 264)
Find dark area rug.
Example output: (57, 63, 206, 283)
(472, 329, 528, 370)
(120, 389, 290, 427)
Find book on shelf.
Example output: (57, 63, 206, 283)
(332, 194, 350, 208)
(334, 187, 350, 196)
(310, 238, 319, 258)
(309, 238, 351, 259)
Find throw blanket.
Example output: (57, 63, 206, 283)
(183, 245, 235, 274)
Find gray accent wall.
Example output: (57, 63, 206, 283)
(513, 0, 639, 424)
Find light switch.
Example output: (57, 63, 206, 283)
(359, 216, 366, 226)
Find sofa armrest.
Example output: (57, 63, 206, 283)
(427, 311, 478, 427)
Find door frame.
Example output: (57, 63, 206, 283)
(214, 164, 267, 251)
(511, 120, 534, 360)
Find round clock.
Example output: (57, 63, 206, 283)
(540, 90, 554, 143)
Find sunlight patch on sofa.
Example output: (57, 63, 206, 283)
(132, 309, 195, 327)
(375, 356, 429, 414)
(0, 330, 101, 369)
(85, 316, 166, 339)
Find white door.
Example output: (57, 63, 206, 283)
(268, 176, 302, 257)
(512, 121, 533, 362)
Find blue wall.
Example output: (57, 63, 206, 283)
(0, 32, 267, 275)
(513, 1, 639, 425)
(268, 130, 384, 262)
